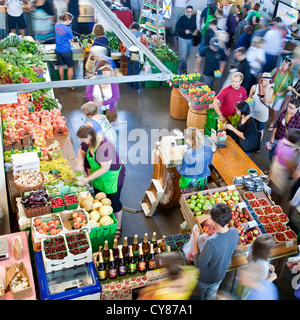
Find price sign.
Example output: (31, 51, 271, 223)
(238, 202, 247, 209)
(286, 240, 294, 248)
(248, 220, 258, 228)
(227, 185, 236, 191)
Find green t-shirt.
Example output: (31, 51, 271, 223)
(271, 68, 293, 100)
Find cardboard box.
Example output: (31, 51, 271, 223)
(12, 152, 40, 174)
(6, 263, 32, 300)
(0, 275, 5, 300)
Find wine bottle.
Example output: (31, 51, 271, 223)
(103, 240, 110, 266)
(160, 235, 167, 253)
(151, 232, 157, 252)
(128, 245, 137, 275)
(138, 243, 147, 272)
(118, 247, 127, 276)
(97, 245, 102, 262)
(132, 234, 139, 260)
(97, 251, 108, 281)
(156, 247, 163, 269)
(142, 233, 150, 257)
(122, 237, 129, 262)
(108, 249, 118, 280)
(112, 239, 119, 264)
(148, 243, 156, 271)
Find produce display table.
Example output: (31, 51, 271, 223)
(212, 136, 263, 186)
(112, 9, 133, 28)
(0, 231, 36, 300)
(42, 43, 84, 80)
(5, 134, 77, 221)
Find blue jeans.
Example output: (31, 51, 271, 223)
(196, 280, 222, 300)
(178, 37, 193, 74)
(126, 57, 140, 89)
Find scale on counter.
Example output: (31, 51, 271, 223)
(0, 238, 9, 260)
(159, 133, 187, 166)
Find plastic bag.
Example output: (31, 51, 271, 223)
(47, 140, 62, 160)
(140, 61, 152, 76)
(182, 225, 209, 261)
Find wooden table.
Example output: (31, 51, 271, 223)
(212, 136, 263, 185)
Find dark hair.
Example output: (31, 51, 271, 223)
(290, 98, 300, 108)
(186, 5, 193, 10)
(235, 46, 247, 55)
(244, 25, 254, 33)
(209, 18, 218, 26)
(210, 203, 232, 227)
(253, 2, 260, 11)
(77, 125, 97, 146)
(130, 22, 140, 30)
(236, 100, 250, 116)
(93, 24, 105, 37)
(248, 234, 275, 262)
(274, 16, 282, 23)
(59, 12, 73, 22)
(286, 128, 300, 144)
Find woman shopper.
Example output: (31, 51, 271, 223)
(248, 72, 274, 141)
(126, 22, 143, 90)
(269, 128, 300, 203)
(54, 12, 74, 81)
(235, 234, 277, 299)
(225, 101, 261, 155)
(226, 4, 238, 49)
(76, 125, 125, 239)
(80, 101, 117, 146)
(176, 127, 213, 193)
(266, 98, 300, 161)
(85, 65, 120, 123)
(268, 58, 294, 131)
(246, 36, 265, 88)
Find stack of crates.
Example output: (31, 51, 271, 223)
(205, 109, 219, 136)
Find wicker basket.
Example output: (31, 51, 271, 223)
(14, 172, 44, 192)
(23, 203, 51, 219)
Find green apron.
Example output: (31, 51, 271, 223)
(179, 175, 207, 191)
(201, 8, 216, 36)
(87, 144, 122, 194)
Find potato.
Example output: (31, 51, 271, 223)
(95, 192, 106, 201)
(81, 199, 94, 212)
(101, 198, 112, 206)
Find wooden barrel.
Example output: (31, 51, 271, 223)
(170, 87, 189, 120)
(187, 103, 209, 129)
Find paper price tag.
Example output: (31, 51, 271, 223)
(227, 185, 236, 191)
(238, 202, 247, 209)
(286, 240, 294, 248)
(248, 220, 258, 228)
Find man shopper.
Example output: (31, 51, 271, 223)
(234, 46, 252, 94)
(0, 0, 28, 37)
(194, 37, 226, 91)
(192, 203, 239, 300)
(175, 5, 198, 74)
(212, 71, 247, 123)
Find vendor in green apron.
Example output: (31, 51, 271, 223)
(76, 125, 125, 239)
(200, 0, 216, 37)
(176, 127, 213, 193)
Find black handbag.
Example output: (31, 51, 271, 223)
(192, 34, 201, 46)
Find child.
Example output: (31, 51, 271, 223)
(80, 101, 117, 147)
